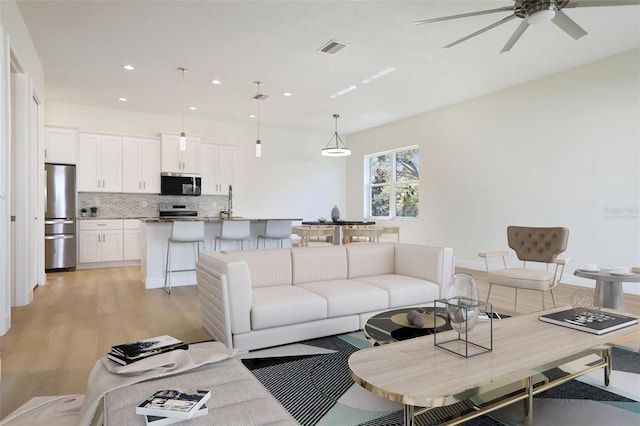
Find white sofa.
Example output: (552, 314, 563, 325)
(196, 243, 454, 351)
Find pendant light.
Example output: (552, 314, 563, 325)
(321, 114, 351, 157)
(254, 81, 262, 157)
(178, 67, 187, 151)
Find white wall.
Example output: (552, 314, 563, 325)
(44, 102, 348, 223)
(347, 49, 640, 295)
(0, 0, 45, 334)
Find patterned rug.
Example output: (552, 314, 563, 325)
(244, 333, 640, 426)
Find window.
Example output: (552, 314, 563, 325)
(366, 146, 419, 219)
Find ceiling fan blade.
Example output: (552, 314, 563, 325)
(562, 0, 640, 8)
(552, 10, 588, 39)
(414, 6, 513, 25)
(444, 15, 516, 48)
(500, 20, 529, 53)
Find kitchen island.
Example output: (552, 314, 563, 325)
(140, 217, 301, 289)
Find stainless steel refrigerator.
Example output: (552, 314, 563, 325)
(45, 163, 76, 271)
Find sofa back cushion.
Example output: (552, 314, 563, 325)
(394, 243, 444, 283)
(346, 243, 395, 278)
(224, 248, 292, 288)
(291, 245, 347, 284)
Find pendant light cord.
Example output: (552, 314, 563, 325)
(180, 67, 186, 134)
(255, 81, 261, 140)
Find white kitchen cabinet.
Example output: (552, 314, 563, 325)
(44, 126, 78, 164)
(123, 219, 142, 260)
(78, 219, 123, 263)
(78, 133, 123, 192)
(122, 137, 161, 193)
(161, 133, 201, 173)
(201, 143, 236, 195)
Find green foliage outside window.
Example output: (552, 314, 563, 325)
(367, 147, 419, 218)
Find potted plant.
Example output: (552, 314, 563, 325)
(90, 206, 98, 217)
(80, 208, 88, 217)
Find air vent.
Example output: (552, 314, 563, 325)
(318, 40, 348, 55)
(252, 93, 269, 100)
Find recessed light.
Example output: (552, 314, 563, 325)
(123, 65, 134, 71)
(248, 114, 256, 118)
(118, 97, 128, 102)
(189, 106, 197, 110)
(282, 92, 292, 97)
(211, 79, 222, 85)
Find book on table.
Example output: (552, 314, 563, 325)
(539, 308, 638, 335)
(144, 404, 208, 425)
(136, 389, 211, 420)
(108, 335, 188, 365)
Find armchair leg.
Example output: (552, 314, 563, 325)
(550, 289, 557, 308)
(486, 284, 493, 303)
(514, 288, 518, 312)
(541, 291, 545, 310)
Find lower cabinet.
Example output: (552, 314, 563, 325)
(123, 219, 142, 261)
(78, 220, 124, 263)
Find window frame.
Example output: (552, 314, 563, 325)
(364, 145, 419, 220)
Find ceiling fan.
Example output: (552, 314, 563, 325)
(414, 0, 640, 53)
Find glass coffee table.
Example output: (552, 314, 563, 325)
(364, 307, 452, 345)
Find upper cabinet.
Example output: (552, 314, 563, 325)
(201, 143, 236, 195)
(45, 126, 78, 164)
(122, 136, 161, 193)
(78, 133, 123, 192)
(161, 133, 201, 173)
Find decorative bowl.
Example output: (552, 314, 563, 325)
(317, 217, 327, 223)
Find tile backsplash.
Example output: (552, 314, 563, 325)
(78, 193, 229, 218)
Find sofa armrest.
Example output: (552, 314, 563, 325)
(196, 263, 233, 347)
(393, 243, 455, 299)
(197, 252, 252, 339)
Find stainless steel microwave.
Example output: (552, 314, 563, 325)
(160, 173, 201, 196)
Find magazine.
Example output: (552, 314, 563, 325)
(108, 335, 188, 365)
(144, 404, 208, 425)
(136, 389, 211, 420)
(539, 308, 638, 335)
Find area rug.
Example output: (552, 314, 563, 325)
(244, 333, 640, 426)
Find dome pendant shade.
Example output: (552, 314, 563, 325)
(321, 114, 351, 157)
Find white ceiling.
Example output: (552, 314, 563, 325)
(15, 1, 640, 135)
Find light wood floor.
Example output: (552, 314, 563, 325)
(1, 266, 639, 419)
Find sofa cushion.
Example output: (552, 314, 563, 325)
(251, 286, 327, 330)
(394, 243, 444, 283)
(297, 279, 388, 317)
(225, 248, 292, 288)
(352, 274, 441, 307)
(291, 246, 348, 284)
(488, 268, 555, 291)
(346, 243, 395, 278)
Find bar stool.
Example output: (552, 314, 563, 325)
(164, 221, 205, 294)
(257, 220, 292, 249)
(215, 220, 251, 251)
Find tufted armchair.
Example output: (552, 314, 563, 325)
(479, 226, 571, 311)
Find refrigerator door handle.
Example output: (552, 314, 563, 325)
(44, 168, 48, 214)
(44, 235, 75, 240)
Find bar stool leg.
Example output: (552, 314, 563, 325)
(164, 241, 172, 294)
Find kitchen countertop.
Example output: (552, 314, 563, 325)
(78, 217, 302, 222)
(140, 217, 303, 223)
